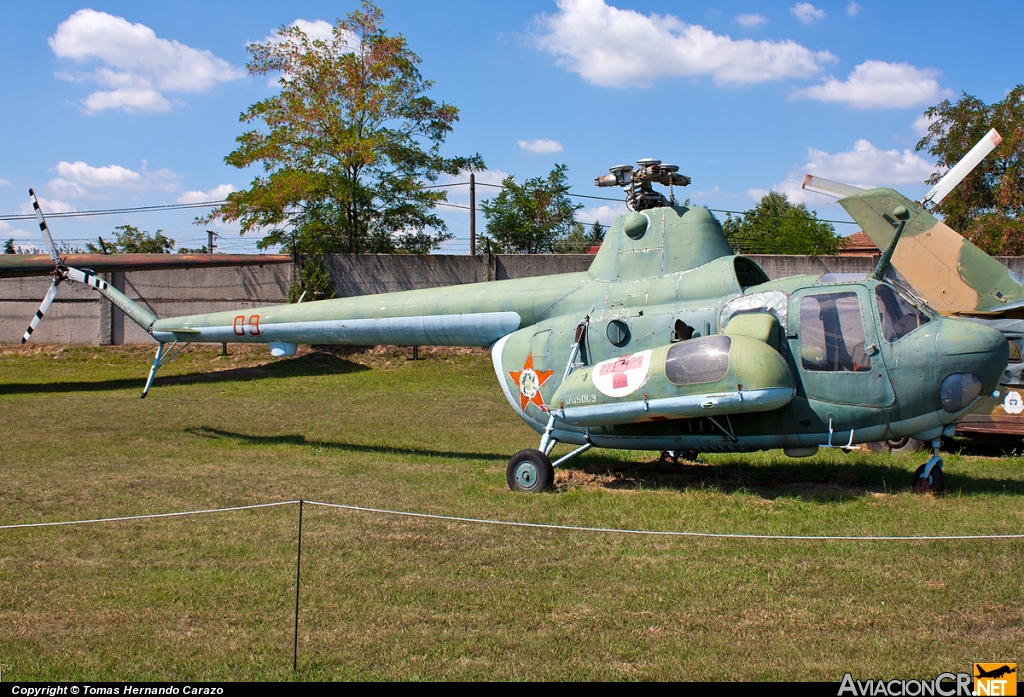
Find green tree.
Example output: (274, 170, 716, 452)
(3, 238, 14, 254)
(915, 86, 1024, 255)
(722, 191, 840, 255)
(553, 222, 587, 254)
(85, 225, 174, 254)
(480, 164, 583, 254)
(202, 2, 482, 264)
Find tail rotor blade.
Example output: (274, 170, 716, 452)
(28, 188, 60, 263)
(21, 278, 59, 343)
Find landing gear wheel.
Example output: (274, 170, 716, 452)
(868, 437, 924, 454)
(507, 449, 554, 493)
(912, 463, 945, 495)
(659, 449, 698, 465)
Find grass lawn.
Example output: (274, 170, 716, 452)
(1, 344, 1022, 681)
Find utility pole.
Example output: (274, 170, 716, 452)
(469, 172, 476, 256)
(207, 230, 218, 254)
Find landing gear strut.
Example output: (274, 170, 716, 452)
(912, 438, 945, 495)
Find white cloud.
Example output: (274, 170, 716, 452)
(83, 87, 171, 114)
(49, 9, 244, 114)
(791, 3, 825, 24)
(55, 161, 142, 188)
(792, 60, 952, 109)
(266, 19, 337, 44)
(260, 19, 357, 87)
(736, 14, 767, 28)
(44, 160, 179, 199)
(0, 178, 11, 187)
(519, 138, 564, 154)
(176, 184, 236, 204)
(912, 112, 937, 137)
(756, 138, 936, 205)
(690, 185, 728, 201)
(469, 169, 512, 188)
(47, 178, 89, 198)
(579, 203, 628, 226)
(0, 220, 34, 240)
(20, 198, 74, 215)
(846, 3, 862, 17)
(534, 0, 835, 88)
(803, 140, 934, 186)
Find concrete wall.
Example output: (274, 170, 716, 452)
(323, 253, 595, 296)
(745, 254, 876, 279)
(4, 253, 1023, 345)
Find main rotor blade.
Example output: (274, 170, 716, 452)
(802, 175, 864, 199)
(21, 278, 59, 343)
(922, 128, 1002, 206)
(28, 188, 60, 263)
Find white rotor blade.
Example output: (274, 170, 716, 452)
(28, 188, 60, 262)
(802, 175, 864, 199)
(923, 128, 1002, 206)
(21, 279, 59, 343)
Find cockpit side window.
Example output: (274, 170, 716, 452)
(875, 285, 929, 342)
(799, 292, 871, 372)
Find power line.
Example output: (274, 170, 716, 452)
(0, 185, 857, 227)
(0, 200, 226, 222)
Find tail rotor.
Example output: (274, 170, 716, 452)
(21, 278, 60, 343)
(20, 189, 70, 343)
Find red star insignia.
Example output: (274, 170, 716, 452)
(509, 352, 555, 412)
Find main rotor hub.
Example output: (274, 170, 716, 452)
(595, 159, 691, 211)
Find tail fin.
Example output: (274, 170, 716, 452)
(839, 189, 1024, 314)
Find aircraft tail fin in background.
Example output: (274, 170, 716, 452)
(839, 189, 1024, 315)
(806, 128, 1021, 316)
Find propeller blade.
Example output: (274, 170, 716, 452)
(28, 188, 61, 263)
(923, 128, 1002, 207)
(21, 278, 60, 343)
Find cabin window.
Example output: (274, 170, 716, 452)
(875, 285, 929, 342)
(734, 257, 770, 289)
(799, 292, 871, 372)
(1008, 339, 1022, 364)
(607, 319, 630, 347)
(665, 336, 731, 385)
(672, 319, 694, 342)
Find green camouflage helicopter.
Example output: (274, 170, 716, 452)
(22, 145, 1012, 495)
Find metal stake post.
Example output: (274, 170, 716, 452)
(293, 499, 303, 672)
(469, 172, 476, 256)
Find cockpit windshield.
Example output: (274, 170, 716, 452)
(875, 285, 930, 342)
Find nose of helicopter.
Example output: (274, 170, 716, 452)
(934, 318, 1008, 413)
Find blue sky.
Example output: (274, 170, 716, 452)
(0, 0, 1018, 254)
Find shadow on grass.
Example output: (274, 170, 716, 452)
(949, 437, 1024, 458)
(558, 452, 1024, 500)
(0, 351, 369, 395)
(188, 426, 510, 463)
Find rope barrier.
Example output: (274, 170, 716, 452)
(0, 500, 298, 530)
(2, 498, 1022, 541)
